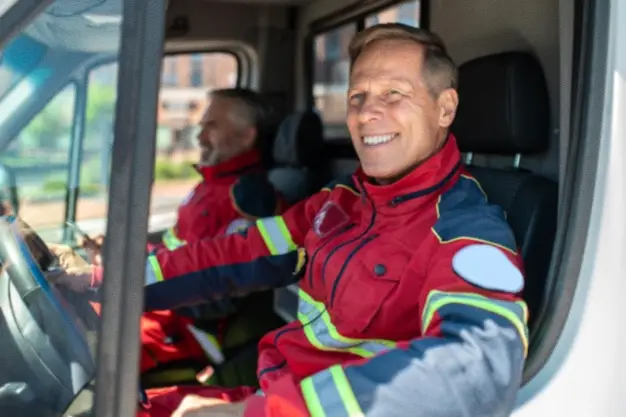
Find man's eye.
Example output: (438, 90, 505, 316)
(389, 89, 401, 96)
(349, 93, 364, 104)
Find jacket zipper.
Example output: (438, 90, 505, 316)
(258, 224, 356, 379)
(307, 223, 355, 288)
(260, 181, 376, 378)
(328, 233, 379, 307)
(324, 182, 378, 306)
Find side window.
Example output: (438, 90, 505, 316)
(0, 84, 76, 241)
(312, 23, 357, 140)
(154, 52, 238, 222)
(76, 52, 239, 234)
(365, 0, 421, 27)
(76, 62, 119, 227)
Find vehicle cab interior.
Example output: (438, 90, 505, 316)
(0, 0, 621, 415)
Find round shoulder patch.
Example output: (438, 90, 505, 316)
(225, 218, 253, 236)
(452, 244, 524, 293)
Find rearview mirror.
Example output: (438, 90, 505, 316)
(0, 163, 19, 216)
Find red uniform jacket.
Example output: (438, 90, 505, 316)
(144, 136, 529, 417)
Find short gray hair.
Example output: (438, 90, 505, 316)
(349, 23, 458, 98)
(209, 88, 268, 133)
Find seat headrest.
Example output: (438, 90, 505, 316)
(272, 111, 324, 168)
(452, 51, 550, 155)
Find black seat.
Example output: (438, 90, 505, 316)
(268, 111, 324, 205)
(452, 51, 558, 332)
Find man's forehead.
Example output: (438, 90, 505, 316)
(350, 66, 421, 88)
(350, 40, 423, 81)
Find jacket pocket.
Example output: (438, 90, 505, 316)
(329, 239, 410, 336)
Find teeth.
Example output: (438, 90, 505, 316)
(363, 134, 396, 145)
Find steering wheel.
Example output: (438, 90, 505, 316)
(0, 216, 97, 416)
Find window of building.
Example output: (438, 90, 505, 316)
(161, 56, 178, 86)
(312, 1, 422, 140)
(190, 53, 203, 87)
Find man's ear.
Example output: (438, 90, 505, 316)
(437, 88, 459, 129)
(242, 126, 257, 150)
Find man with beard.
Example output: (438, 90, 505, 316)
(54, 87, 286, 375)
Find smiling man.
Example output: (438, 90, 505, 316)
(131, 23, 528, 417)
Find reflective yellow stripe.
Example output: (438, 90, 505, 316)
(162, 227, 186, 250)
(298, 289, 395, 358)
(422, 290, 529, 357)
(256, 216, 296, 255)
(301, 377, 326, 417)
(147, 255, 164, 283)
(301, 365, 364, 417)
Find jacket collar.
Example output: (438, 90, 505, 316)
(353, 134, 462, 215)
(195, 149, 263, 182)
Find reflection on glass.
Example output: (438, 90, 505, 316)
(313, 24, 356, 139)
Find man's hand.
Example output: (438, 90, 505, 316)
(46, 265, 93, 293)
(48, 244, 90, 270)
(171, 396, 246, 417)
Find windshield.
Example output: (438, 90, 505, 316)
(0, 0, 124, 414)
(0, 0, 124, 242)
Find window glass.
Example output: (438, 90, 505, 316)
(365, 0, 421, 27)
(75, 62, 118, 228)
(76, 52, 239, 235)
(312, 23, 357, 139)
(0, 84, 76, 241)
(153, 52, 238, 224)
(0, 1, 132, 415)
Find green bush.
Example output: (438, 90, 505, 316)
(41, 175, 101, 199)
(154, 159, 199, 181)
(42, 177, 67, 193)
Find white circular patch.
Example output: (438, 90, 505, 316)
(452, 244, 524, 293)
(226, 218, 253, 235)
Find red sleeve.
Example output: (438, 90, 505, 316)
(142, 190, 329, 311)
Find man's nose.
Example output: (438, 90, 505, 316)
(357, 97, 384, 124)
